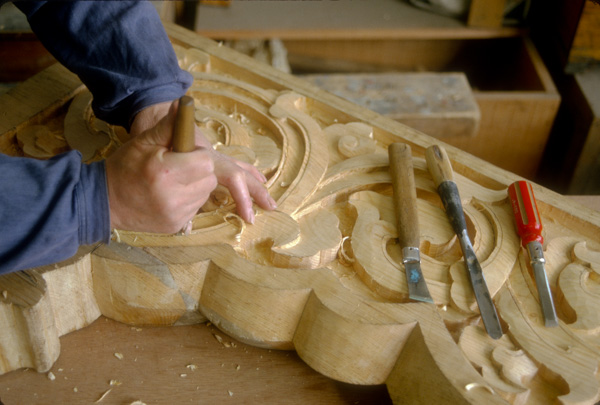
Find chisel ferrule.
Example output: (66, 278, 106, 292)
(402, 247, 420, 264)
(527, 241, 545, 265)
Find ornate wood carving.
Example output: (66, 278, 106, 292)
(1, 24, 599, 404)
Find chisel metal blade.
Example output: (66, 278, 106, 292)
(403, 247, 434, 303)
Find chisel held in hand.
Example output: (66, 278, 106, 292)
(173, 95, 196, 235)
(426, 145, 502, 339)
(388, 143, 434, 304)
(508, 181, 558, 327)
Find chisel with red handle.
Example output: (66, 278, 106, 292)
(508, 181, 558, 327)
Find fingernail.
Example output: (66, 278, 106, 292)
(269, 196, 277, 209)
(260, 172, 267, 183)
(246, 208, 255, 224)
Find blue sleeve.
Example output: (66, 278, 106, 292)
(14, 0, 193, 129)
(0, 151, 110, 274)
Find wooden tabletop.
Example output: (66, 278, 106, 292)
(0, 317, 391, 404)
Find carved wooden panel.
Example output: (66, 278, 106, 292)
(1, 23, 599, 404)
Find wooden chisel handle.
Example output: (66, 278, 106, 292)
(172, 95, 196, 153)
(389, 143, 420, 248)
(425, 144, 454, 187)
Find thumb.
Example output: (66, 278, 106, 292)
(138, 99, 179, 148)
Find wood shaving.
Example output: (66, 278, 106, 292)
(228, 390, 234, 397)
(465, 383, 495, 395)
(186, 364, 198, 371)
(109, 380, 122, 386)
(114, 352, 124, 360)
(130, 402, 147, 405)
(223, 212, 245, 242)
(338, 236, 355, 265)
(180, 374, 187, 378)
(73, 387, 78, 393)
(213, 334, 224, 344)
(95, 388, 112, 403)
(47, 371, 55, 381)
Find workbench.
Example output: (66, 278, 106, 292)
(0, 317, 391, 404)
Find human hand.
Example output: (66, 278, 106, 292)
(106, 101, 217, 233)
(130, 100, 277, 224)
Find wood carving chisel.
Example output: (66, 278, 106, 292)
(388, 143, 434, 303)
(508, 181, 558, 327)
(173, 95, 196, 235)
(425, 145, 502, 339)
(172, 95, 196, 153)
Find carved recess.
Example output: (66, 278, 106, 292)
(1, 42, 600, 405)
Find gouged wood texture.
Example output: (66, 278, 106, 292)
(0, 22, 599, 404)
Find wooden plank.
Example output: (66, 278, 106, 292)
(568, 0, 600, 72)
(568, 69, 600, 194)
(302, 72, 480, 138)
(0, 22, 599, 405)
(191, 0, 522, 40)
(467, 0, 506, 28)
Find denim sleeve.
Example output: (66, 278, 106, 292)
(14, 0, 192, 129)
(0, 151, 110, 274)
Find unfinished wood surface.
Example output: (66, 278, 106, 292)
(0, 22, 599, 404)
(467, 0, 506, 28)
(568, 69, 600, 194)
(303, 72, 480, 139)
(567, 0, 600, 72)
(190, 0, 522, 40)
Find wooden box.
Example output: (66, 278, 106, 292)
(0, 22, 599, 405)
(284, 36, 560, 180)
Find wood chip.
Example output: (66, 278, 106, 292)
(186, 364, 198, 371)
(109, 380, 122, 386)
(95, 388, 112, 403)
(114, 352, 124, 360)
(228, 390, 233, 397)
(47, 371, 55, 381)
(130, 402, 147, 405)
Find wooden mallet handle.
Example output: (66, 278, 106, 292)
(388, 143, 420, 249)
(172, 95, 196, 153)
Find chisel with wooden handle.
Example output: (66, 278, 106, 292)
(425, 145, 502, 339)
(388, 143, 434, 303)
(508, 181, 558, 327)
(173, 95, 196, 234)
(172, 95, 196, 153)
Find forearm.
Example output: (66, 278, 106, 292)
(0, 152, 110, 274)
(14, 0, 192, 129)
